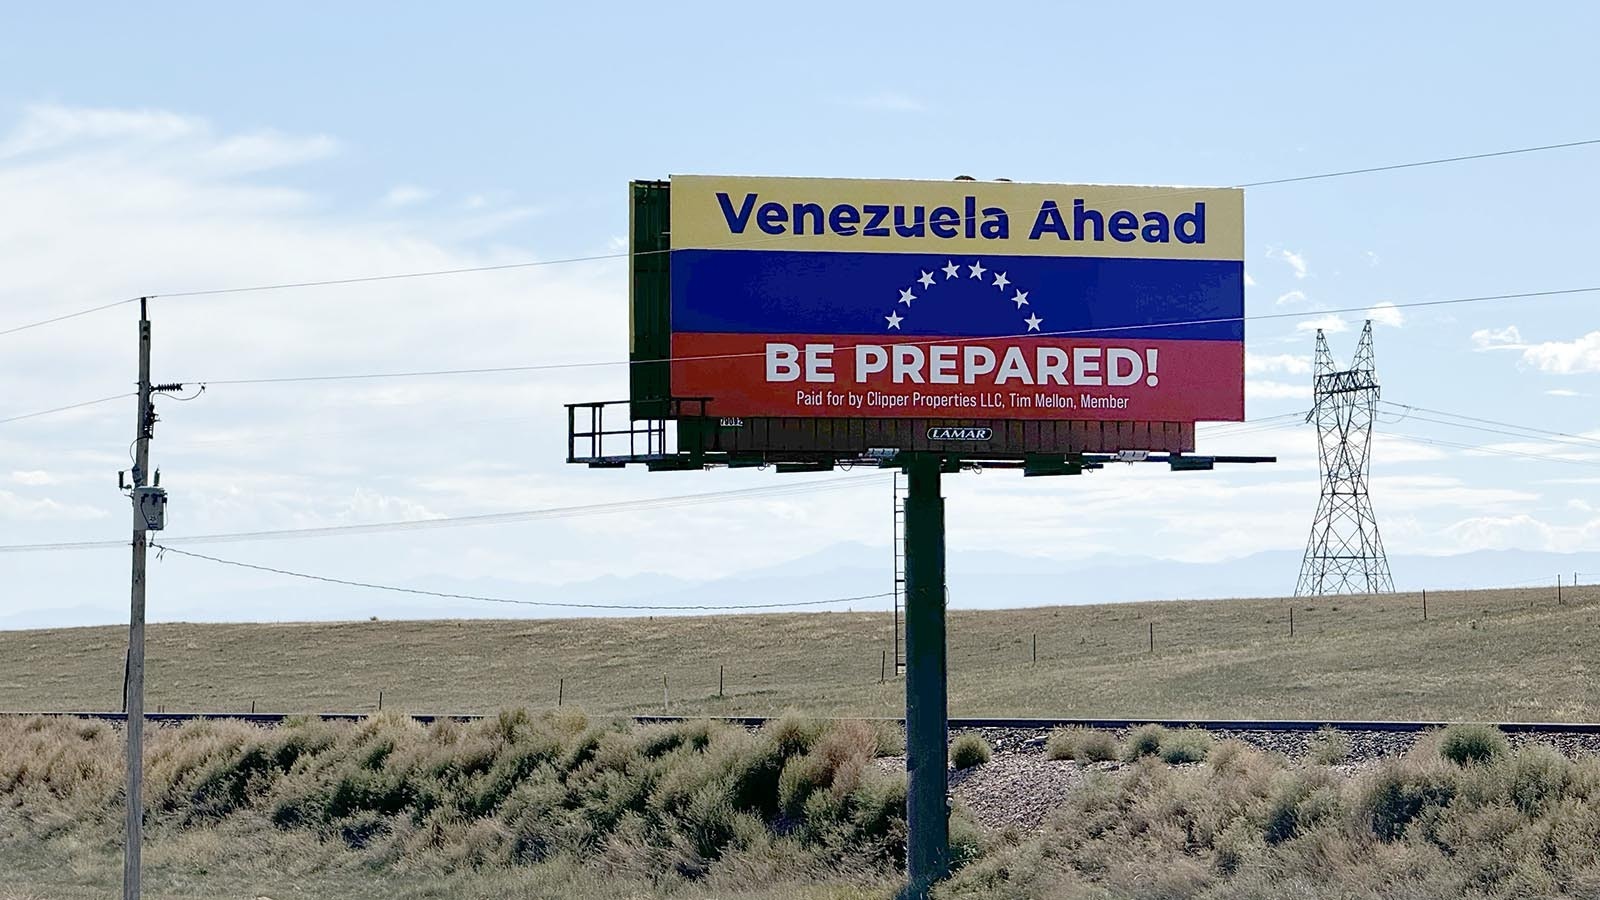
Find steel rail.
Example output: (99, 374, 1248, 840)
(9, 711, 1600, 735)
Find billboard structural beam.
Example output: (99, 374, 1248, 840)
(902, 453, 948, 898)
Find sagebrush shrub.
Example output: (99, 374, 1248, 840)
(1361, 759, 1458, 841)
(950, 734, 992, 770)
(1507, 745, 1570, 815)
(1309, 727, 1351, 766)
(1047, 727, 1118, 763)
(1159, 730, 1213, 765)
(1439, 724, 1508, 766)
(1124, 724, 1167, 760)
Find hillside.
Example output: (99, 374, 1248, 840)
(1, 585, 1595, 722)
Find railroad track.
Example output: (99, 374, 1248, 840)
(9, 711, 1600, 735)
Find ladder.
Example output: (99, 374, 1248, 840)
(892, 471, 907, 676)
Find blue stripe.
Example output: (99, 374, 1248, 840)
(671, 250, 1243, 340)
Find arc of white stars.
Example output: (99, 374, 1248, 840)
(1024, 312, 1043, 332)
(918, 270, 936, 289)
(968, 260, 986, 280)
(885, 311, 904, 330)
(1012, 290, 1029, 308)
(941, 261, 960, 279)
(898, 288, 916, 306)
(993, 272, 1009, 291)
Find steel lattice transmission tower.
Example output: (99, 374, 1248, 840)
(1296, 320, 1395, 596)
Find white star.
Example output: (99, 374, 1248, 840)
(1012, 290, 1029, 308)
(1024, 313, 1043, 332)
(993, 272, 1010, 291)
(886, 311, 904, 330)
(898, 288, 916, 306)
(942, 260, 960, 279)
(918, 270, 936, 289)
(968, 260, 986, 280)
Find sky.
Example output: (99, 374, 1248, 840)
(4, 2, 1600, 626)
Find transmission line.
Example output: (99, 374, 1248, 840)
(1381, 401, 1600, 449)
(188, 285, 1600, 387)
(0, 474, 889, 554)
(151, 544, 892, 612)
(4, 136, 1597, 339)
(0, 392, 135, 426)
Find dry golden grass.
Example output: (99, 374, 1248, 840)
(0, 713, 911, 899)
(944, 732, 1600, 900)
(10, 714, 1600, 899)
(2, 586, 1594, 721)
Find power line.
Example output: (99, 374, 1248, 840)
(0, 474, 889, 554)
(1381, 401, 1600, 450)
(190, 285, 1600, 386)
(0, 392, 134, 426)
(1388, 431, 1600, 469)
(5, 136, 1597, 340)
(1387, 413, 1600, 454)
(0, 297, 142, 338)
(1234, 138, 1600, 188)
(151, 544, 893, 612)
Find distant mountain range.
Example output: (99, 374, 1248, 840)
(6, 543, 1599, 630)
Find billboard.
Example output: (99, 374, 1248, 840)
(662, 175, 1244, 425)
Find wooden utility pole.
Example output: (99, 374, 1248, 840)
(123, 298, 152, 900)
(120, 299, 183, 900)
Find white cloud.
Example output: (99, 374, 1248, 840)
(1436, 514, 1600, 555)
(1365, 301, 1405, 328)
(383, 184, 435, 207)
(1246, 380, 1311, 399)
(0, 105, 200, 157)
(1365, 251, 1380, 267)
(1471, 325, 1524, 350)
(10, 470, 57, 485)
(1521, 331, 1600, 374)
(0, 488, 107, 521)
(1275, 290, 1307, 306)
(1547, 389, 1585, 398)
(1245, 353, 1313, 376)
(1268, 248, 1307, 279)
(1296, 314, 1347, 334)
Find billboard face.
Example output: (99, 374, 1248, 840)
(667, 176, 1244, 423)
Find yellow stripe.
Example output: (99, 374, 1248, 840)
(670, 175, 1242, 261)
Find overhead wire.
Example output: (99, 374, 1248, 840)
(0, 392, 134, 426)
(4, 135, 1598, 339)
(151, 544, 893, 612)
(187, 285, 1600, 387)
(1380, 401, 1600, 450)
(0, 473, 890, 554)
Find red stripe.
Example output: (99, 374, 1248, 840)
(671, 333, 1243, 422)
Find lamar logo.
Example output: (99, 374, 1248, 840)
(927, 426, 993, 442)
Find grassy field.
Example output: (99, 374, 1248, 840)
(7, 714, 1600, 899)
(1, 585, 1596, 721)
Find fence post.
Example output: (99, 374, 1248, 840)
(1558, 575, 1563, 605)
(1031, 633, 1037, 664)
(1289, 607, 1295, 637)
(662, 675, 669, 712)
(1422, 589, 1427, 621)
(881, 649, 887, 684)
(719, 665, 724, 697)
(1148, 621, 1154, 652)
(250, 700, 255, 715)
(558, 678, 564, 707)
(378, 690, 383, 712)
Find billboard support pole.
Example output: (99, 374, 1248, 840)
(902, 452, 948, 899)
